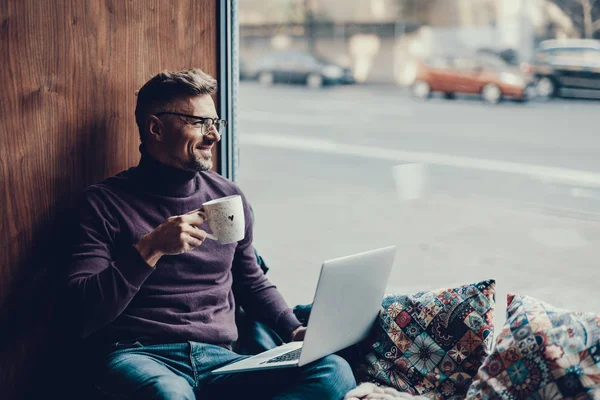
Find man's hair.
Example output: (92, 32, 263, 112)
(135, 68, 218, 142)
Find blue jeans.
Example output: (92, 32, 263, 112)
(92, 340, 356, 400)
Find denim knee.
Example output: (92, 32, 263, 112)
(313, 354, 357, 399)
(147, 375, 195, 400)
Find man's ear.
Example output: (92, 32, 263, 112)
(147, 115, 164, 142)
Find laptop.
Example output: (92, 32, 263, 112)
(211, 245, 396, 375)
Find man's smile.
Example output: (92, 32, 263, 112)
(196, 145, 213, 158)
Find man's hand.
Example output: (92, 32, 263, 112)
(135, 208, 208, 267)
(289, 325, 307, 342)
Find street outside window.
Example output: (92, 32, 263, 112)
(237, 0, 600, 331)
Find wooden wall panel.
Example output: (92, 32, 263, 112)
(0, 1, 218, 397)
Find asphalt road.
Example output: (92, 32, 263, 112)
(236, 81, 600, 330)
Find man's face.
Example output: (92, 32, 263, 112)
(150, 94, 219, 172)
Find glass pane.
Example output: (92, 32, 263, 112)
(238, 0, 600, 333)
(427, 56, 450, 68)
(452, 57, 478, 70)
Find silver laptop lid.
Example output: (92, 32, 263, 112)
(298, 245, 396, 366)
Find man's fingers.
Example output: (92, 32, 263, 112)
(186, 226, 208, 242)
(183, 211, 206, 227)
(183, 233, 204, 248)
(184, 207, 207, 220)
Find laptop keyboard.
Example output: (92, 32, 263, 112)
(261, 348, 302, 364)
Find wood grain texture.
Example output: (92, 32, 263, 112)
(0, 1, 218, 397)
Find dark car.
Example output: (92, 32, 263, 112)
(532, 39, 600, 100)
(412, 52, 535, 104)
(239, 58, 252, 81)
(247, 50, 355, 88)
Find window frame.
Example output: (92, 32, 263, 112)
(217, 0, 239, 182)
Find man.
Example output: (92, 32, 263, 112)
(67, 69, 356, 399)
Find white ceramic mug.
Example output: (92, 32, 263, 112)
(202, 195, 245, 244)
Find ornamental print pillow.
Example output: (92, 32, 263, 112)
(467, 293, 600, 400)
(354, 279, 496, 399)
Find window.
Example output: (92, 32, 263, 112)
(452, 57, 479, 70)
(235, 0, 600, 331)
(426, 56, 451, 69)
(476, 54, 508, 69)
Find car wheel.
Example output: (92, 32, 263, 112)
(514, 86, 534, 103)
(536, 76, 555, 100)
(481, 83, 502, 104)
(258, 72, 274, 86)
(411, 80, 431, 100)
(443, 92, 456, 100)
(306, 74, 323, 89)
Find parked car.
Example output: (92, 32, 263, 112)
(239, 58, 252, 81)
(532, 39, 600, 100)
(246, 50, 355, 88)
(411, 53, 535, 104)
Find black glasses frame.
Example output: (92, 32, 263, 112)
(153, 112, 228, 133)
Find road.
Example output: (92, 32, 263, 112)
(236, 82, 600, 330)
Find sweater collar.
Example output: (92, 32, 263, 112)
(135, 146, 199, 197)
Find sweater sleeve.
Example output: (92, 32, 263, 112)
(67, 188, 155, 339)
(231, 191, 302, 341)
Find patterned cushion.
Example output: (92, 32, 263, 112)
(467, 293, 600, 399)
(354, 279, 496, 399)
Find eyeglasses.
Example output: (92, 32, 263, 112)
(153, 112, 227, 134)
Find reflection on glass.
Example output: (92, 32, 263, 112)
(237, 0, 600, 332)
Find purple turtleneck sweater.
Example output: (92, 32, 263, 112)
(67, 150, 301, 348)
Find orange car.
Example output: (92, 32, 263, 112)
(411, 54, 534, 104)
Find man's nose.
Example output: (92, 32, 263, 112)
(205, 127, 220, 141)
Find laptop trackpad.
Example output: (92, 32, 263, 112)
(259, 347, 303, 365)
(211, 342, 303, 374)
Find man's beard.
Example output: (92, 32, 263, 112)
(190, 153, 213, 172)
